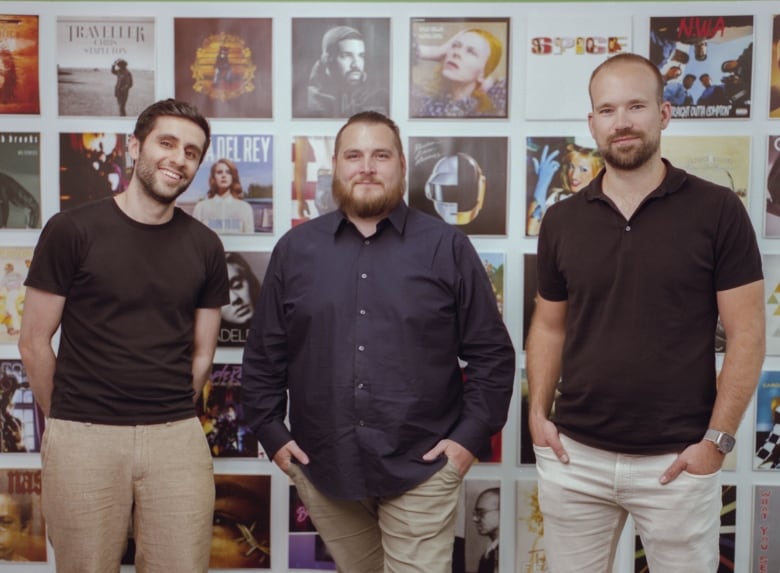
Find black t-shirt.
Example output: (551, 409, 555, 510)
(26, 198, 229, 425)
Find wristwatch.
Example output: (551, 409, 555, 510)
(703, 429, 736, 454)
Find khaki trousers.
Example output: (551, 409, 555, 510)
(41, 417, 215, 573)
(287, 461, 464, 573)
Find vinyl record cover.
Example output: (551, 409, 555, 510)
(59, 132, 132, 211)
(515, 479, 548, 573)
(753, 484, 780, 571)
(219, 251, 271, 348)
(0, 246, 31, 345)
(525, 14, 630, 120)
(635, 485, 736, 572)
(408, 136, 508, 236)
(292, 18, 390, 119)
(451, 479, 501, 573)
(762, 256, 780, 356)
(480, 252, 505, 317)
(291, 136, 336, 227)
(765, 135, 780, 237)
(410, 18, 509, 119)
(649, 16, 753, 119)
(0, 468, 46, 562)
(174, 18, 271, 119)
(0, 15, 39, 115)
(771, 16, 780, 118)
(57, 17, 155, 117)
(754, 370, 780, 470)
(196, 363, 263, 459)
(288, 485, 336, 570)
(525, 136, 602, 236)
(177, 134, 273, 234)
(0, 360, 43, 453)
(0, 132, 40, 228)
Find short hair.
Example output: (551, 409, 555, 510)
(132, 98, 211, 163)
(208, 159, 243, 199)
(321, 26, 364, 63)
(588, 52, 665, 105)
(476, 487, 500, 506)
(334, 111, 403, 158)
(683, 74, 696, 82)
(699, 73, 710, 81)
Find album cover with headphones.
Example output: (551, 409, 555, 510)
(650, 15, 754, 120)
(59, 132, 132, 212)
(174, 18, 272, 119)
(0, 132, 40, 229)
(195, 363, 264, 459)
(0, 468, 46, 562)
(765, 135, 780, 237)
(408, 136, 508, 236)
(56, 16, 155, 118)
(176, 133, 273, 235)
(291, 18, 390, 119)
(0, 359, 43, 454)
(772, 16, 780, 118)
(290, 135, 337, 227)
(219, 251, 271, 349)
(525, 14, 630, 120)
(0, 14, 39, 115)
(410, 17, 509, 119)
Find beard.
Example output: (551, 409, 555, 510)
(600, 130, 660, 171)
(332, 176, 404, 219)
(133, 159, 192, 206)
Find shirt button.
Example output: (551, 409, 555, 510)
(625, 225, 631, 231)
(357, 383, 364, 389)
(358, 345, 365, 352)
(361, 273, 367, 279)
(359, 420, 365, 426)
(364, 240, 370, 245)
(359, 309, 366, 316)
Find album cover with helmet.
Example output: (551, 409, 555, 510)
(407, 136, 508, 236)
(174, 17, 272, 119)
(57, 16, 155, 118)
(0, 14, 39, 115)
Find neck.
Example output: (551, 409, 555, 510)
(446, 79, 477, 101)
(602, 155, 666, 199)
(115, 184, 175, 225)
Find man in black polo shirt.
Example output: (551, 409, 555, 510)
(527, 53, 764, 573)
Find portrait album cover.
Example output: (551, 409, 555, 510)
(766, 135, 780, 237)
(174, 18, 272, 119)
(525, 136, 602, 237)
(0, 359, 43, 454)
(195, 363, 263, 459)
(177, 133, 273, 234)
(0, 14, 39, 115)
(649, 15, 753, 119)
(479, 252, 505, 317)
(515, 479, 547, 573)
(635, 485, 736, 573)
(661, 135, 750, 206)
(755, 370, 780, 471)
(288, 485, 336, 570)
(291, 135, 336, 227)
(0, 132, 40, 228)
(771, 16, 780, 118)
(407, 136, 508, 236)
(59, 132, 132, 211)
(410, 17, 509, 119)
(764, 255, 780, 356)
(57, 16, 155, 118)
(522, 253, 537, 350)
(753, 484, 780, 571)
(451, 479, 501, 573)
(291, 18, 390, 119)
(517, 373, 537, 466)
(525, 14, 630, 120)
(219, 251, 271, 349)
(0, 246, 31, 345)
(0, 468, 46, 562)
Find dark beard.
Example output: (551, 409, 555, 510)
(332, 177, 404, 219)
(600, 132, 659, 171)
(133, 160, 190, 206)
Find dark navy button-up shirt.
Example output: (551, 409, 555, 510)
(242, 202, 515, 500)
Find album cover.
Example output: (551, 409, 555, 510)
(525, 14, 630, 120)
(291, 136, 336, 227)
(0, 132, 40, 228)
(57, 16, 155, 117)
(480, 252, 505, 317)
(451, 479, 501, 573)
(177, 134, 273, 234)
(0, 468, 46, 562)
(292, 18, 390, 119)
(649, 15, 753, 119)
(765, 135, 780, 237)
(219, 251, 271, 348)
(753, 484, 780, 571)
(763, 255, 780, 356)
(515, 479, 548, 573)
(410, 18, 509, 119)
(755, 370, 780, 470)
(174, 18, 272, 119)
(0, 360, 43, 454)
(771, 16, 780, 118)
(408, 136, 508, 236)
(59, 132, 132, 211)
(0, 246, 31, 345)
(0, 15, 39, 115)
(288, 485, 336, 570)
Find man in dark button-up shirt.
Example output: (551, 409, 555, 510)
(242, 111, 515, 573)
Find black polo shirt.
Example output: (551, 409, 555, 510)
(537, 160, 762, 454)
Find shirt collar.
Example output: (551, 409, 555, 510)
(331, 201, 409, 236)
(583, 158, 688, 202)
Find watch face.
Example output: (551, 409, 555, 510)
(719, 433, 736, 453)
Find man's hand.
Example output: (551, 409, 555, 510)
(422, 439, 475, 477)
(529, 416, 569, 464)
(659, 440, 725, 485)
(273, 440, 310, 473)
